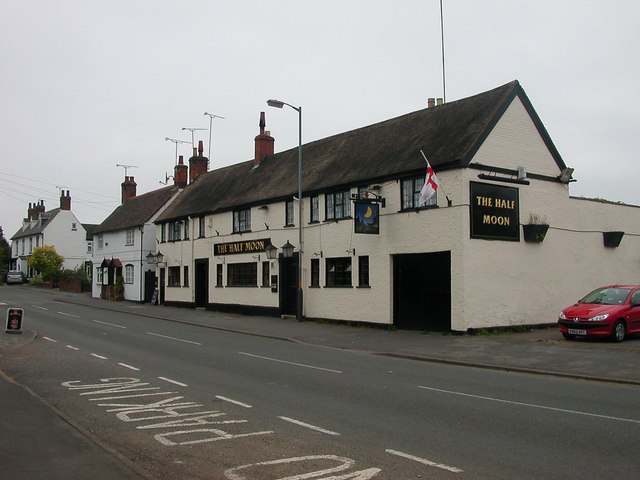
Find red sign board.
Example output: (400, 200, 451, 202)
(6, 308, 24, 334)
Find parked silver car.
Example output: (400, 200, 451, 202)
(6, 270, 26, 284)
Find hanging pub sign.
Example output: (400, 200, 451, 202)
(470, 181, 520, 241)
(354, 201, 380, 234)
(214, 238, 271, 256)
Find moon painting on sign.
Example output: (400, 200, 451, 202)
(354, 202, 379, 234)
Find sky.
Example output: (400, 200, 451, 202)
(2, 1, 639, 240)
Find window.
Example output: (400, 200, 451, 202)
(97, 235, 104, 250)
(216, 264, 223, 287)
(126, 229, 134, 246)
(326, 190, 351, 220)
(87, 242, 93, 254)
(199, 216, 206, 238)
(310, 258, 320, 287)
(184, 219, 189, 240)
(310, 195, 319, 223)
(401, 176, 437, 209)
(125, 264, 134, 284)
(262, 261, 270, 287)
(285, 199, 294, 226)
(96, 267, 103, 285)
(161, 224, 166, 242)
(233, 209, 251, 233)
(326, 257, 352, 287)
(168, 266, 180, 287)
(227, 263, 257, 286)
(72, 222, 77, 231)
(183, 266, 189, 287)
(358, 256, 370, 287)
(29, 238, 33, 253)
(169, 221, 181, 241)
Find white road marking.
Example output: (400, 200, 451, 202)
(146, 332, 202, 345)
(57, 311, 80, 318)
(386, 449, 463, 474)
(239, 352, 342, 374)
(66, 345, 79, 351)
(93, 320, 126, 329)
(43, 337, 57, 342)
(215, 396, 253, 408)
(418, 385, 640, 425)
(91, 353, 108, 360)
(31, 305, 48, 310)
(158, 376, 188, 387)
(277, 416, 340, 436)
(118, 363, 140, 371)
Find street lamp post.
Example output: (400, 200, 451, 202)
(203, 112, 225, 165)
(267, 99, 303, 322)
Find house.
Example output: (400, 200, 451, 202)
(10, 191, 90, 278)
(91, 171, 182, 302)
(154, 80, 640, 332)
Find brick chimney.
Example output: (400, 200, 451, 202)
(121, 176, 137, 204)
(188, 141, 208, 183)
(174, 155, 188, 188)
(34, 200, 45, 218)
(254, 112, 274, 168)
(60, 190, 71, 210)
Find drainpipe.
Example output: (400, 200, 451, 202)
(139, 225, 144, 303)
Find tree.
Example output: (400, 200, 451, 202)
(28, 245, 64, 282)
(0, 226, 10, 272)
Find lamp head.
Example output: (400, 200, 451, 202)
(267, 99, 285, 109)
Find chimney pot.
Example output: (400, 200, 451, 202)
(436, 97, 444, 106)
(427, 98, 436, 108)
(254, 112, 274, 168)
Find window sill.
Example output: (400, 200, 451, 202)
(323, 285, 354, 288)
(356, 285, 371, 289)
(226, 285, 259, 288)
(399, 205, 438, 213)
(323, 216, 353, 223)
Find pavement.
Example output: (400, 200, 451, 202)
(2, 288, 640, 479)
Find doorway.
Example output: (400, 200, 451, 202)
(194, 259, 209, 308)
(279, 253, 298, 316)
(393, 251, 451, 331)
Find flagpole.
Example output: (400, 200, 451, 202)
(420, 150, 451, 206)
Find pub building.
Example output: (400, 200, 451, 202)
(154, 80, 640, 332)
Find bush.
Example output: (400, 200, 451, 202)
(59, 266, 89, 283)
(114, 276, 125, 301)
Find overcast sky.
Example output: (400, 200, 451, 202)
(2, 1, 639, 239)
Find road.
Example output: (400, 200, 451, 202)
(1, 286, 639, 479)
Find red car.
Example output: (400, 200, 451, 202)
(558, 285, 640, 342)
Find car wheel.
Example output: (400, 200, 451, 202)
(611, 320, 626, 342)
(562, 332, 575, 340)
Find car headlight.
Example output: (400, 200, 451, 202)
(588, 314, 609, 322)
(559, 311, 567, 320)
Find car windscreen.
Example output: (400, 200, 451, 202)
(580, 288, 631, 305)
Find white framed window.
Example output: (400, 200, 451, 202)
(96, 267, 103, 285)
(126, 229, 134, 246)
(125, 264, 134, 284)
(87, 242, 93, 254)
(72, 222, 77, 231)
(97, 235, 104, 250)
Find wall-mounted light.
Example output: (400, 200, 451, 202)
(281, 240, 295, 258)
(215, 230, 220, 236)
(218, 257, 225, 264)
(258, 205, 269, 210)
(264, 223, 269, 230)
(252, 254, 261, 262)
(312, 251, 323, 258)
(265, 244, 278, 260)
(346, 248, 356, 256)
